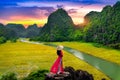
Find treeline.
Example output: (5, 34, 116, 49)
(31, 1, 120, 49)
(0, 23, 17, 43)
(0, 2, 120, 49)
(83, 1, 120, 49)
(0, 23, 41, 44)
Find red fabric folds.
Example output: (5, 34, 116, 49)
(50, 50, 64, 74)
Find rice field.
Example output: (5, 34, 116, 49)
(53, 42, 120, 65)
(0, 41, 112, 80)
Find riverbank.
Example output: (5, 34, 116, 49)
(52, 42, 120, 65)
(0, 41, 110, 80)
(45, 42, 120, 80)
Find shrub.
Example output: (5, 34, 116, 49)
(0, 36, 7, 44)
(22, 70, 48, 80)
(10, 38, 17, 43)
(108, 43, 120, 49)
(0, 73, 17, 80)
(92, 43, 103, 48)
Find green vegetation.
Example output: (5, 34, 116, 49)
(30, 1, 120, 49)
(25, 24, 41, 38)
(0, 42, 110, 80)
(30, 8, 83, 42)
(53, 42, 120, 65)
(22, 70, 48, 80)
(0, 37, 6, 44)
(0, 73, 17, 80)
(0, 1, 120, 80)
(0, 24, 18, 43)
(1, 2, 120, 49)
(83, 1, 120, 49)
(6, 23, 26, 37)
(0, 23, 41, 43)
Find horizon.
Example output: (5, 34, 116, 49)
(0, 0, 119, 28)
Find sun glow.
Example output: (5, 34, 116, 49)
(8, 20, 47, 28)
(1, 16, 47, 28)
(0, 1, 106, 27)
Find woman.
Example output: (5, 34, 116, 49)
(50, 45, 64, 74)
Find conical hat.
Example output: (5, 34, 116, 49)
(57, 45, 64, 50)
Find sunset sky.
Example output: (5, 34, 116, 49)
(0, 0, 119, 27)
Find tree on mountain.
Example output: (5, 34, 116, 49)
(83, 1, 120, 48)
(0, 23, 17, 43)
(6, 23, 26, 37)
(32, 8, 83, 42)
(26, 24, 41, 38)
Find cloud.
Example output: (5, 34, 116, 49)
(79, 0, 103, 4)
(0, 0, 118, 26)
(57, 5, 64, 8)
(17, 1, 57, 7)
(0, 6, 56, 27)
(38, 7, 56, 16)
(0, 6, 55, 20)
(67, 9, 77, 14)
(0, 0, 118, 8)
(0, 7, 35, 19)
(65, 0, 118, 6)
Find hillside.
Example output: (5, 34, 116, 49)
(36, 8, 75, 41)
(84, 1, 120, 47)
(0, 23, 41, 43)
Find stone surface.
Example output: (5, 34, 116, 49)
(45, 66, 94, 80)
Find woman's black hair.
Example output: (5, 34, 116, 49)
(57, 50, 61, 56)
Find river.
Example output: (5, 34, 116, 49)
(21, 39, 120, 80)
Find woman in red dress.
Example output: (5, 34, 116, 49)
(50, 45, 64, 74)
